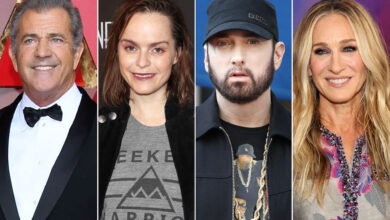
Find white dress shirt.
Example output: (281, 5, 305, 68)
(8, 84, 82, 220)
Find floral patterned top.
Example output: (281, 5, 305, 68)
(294, 126, 390, 220)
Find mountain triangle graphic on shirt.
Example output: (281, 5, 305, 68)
(117, 165, 175, 212)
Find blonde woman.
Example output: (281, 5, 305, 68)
(293, 0, 390, 219)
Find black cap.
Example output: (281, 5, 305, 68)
(204, 0, 279, 44)
(236, 143, 256, 158)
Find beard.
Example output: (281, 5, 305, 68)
(208, 58, 274, 104)
(238, 160, 251, 169)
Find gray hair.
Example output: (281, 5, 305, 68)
(10, 0, 83, 54)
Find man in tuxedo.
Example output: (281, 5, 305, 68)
(0, 0, 97, 219)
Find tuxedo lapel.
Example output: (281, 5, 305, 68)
(32, 92, 96, 220)
(0, 95, 22, 220)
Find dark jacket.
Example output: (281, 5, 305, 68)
(0, 88, 97, 220)
(99, 95, 194, 220)
(196, 91, 291, 220)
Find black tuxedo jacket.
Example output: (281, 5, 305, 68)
(0, 88, 97, 220)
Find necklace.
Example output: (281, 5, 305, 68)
(237, 159, 252, 192)
(320, 125, 365, 220)
(234, 125, 270, 220)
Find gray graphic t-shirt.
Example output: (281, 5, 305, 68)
(102, 115, 184, 220)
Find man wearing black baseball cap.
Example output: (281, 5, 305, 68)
(196, 0, 291, 219)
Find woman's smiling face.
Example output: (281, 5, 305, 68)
(117, 12, 178, 97)
(310, 13, 367, 105)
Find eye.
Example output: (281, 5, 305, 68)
(343, 46, 357, 52)
(51, 38, 64, 43)
(248, 39, 260, 45)
(216, 40, 230, 47)
(24, 38, 35, 44)
(124, 45, 136, 52)
(152, 47, 165, 54)
(314, 48, 329, 55)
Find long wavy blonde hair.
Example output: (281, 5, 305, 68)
(293, 0, 390, 205)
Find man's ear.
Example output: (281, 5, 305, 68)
(8, 47, 19, 72)
(204, 44, 209, 73)
(73, 42, 84, 70)
(273, 41, 285, 71)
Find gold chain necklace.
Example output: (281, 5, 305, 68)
(234, 125, 270, 220)
(237, 159, 253, 192)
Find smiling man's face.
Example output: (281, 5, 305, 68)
(9, 8, 83, 106)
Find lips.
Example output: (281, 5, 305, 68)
(132, 72, 155, 80)
(326, 77, 351, 87)
(228, 72, 249, 77)
(32, 65, 56, 71)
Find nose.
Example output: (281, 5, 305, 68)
(34, 40, 52, 58)
(329, 52, 344, 74)
(136, 50, 151, 68)
(230, 47, 245, 66)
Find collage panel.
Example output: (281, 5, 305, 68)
(0, 0, 98, 219)
(1, 0, 389, 219)
(195, 0, 292, 219)
(293, 0, 390, 219)
(98, 0, 194, 220)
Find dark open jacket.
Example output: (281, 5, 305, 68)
(99, 95, 194, 220)
(196, 91, 291, 220)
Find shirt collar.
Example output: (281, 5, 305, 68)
(196, 90, 291, 141)
(320, 124, 366, 147)
(15, 83, 82, 128)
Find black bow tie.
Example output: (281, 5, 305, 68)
(23, 104, 63, 127)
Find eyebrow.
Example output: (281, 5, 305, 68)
(312, 38, 356, 47)
(21, 33, 67, 40)
(120, 39, 169, 47)
(47, 33, 66, 39)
